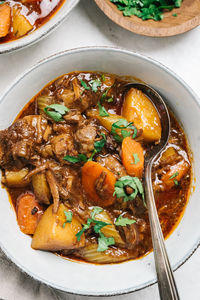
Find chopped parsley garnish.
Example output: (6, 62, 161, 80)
(132, 127, 138, 139)
(63, 153, 87, 163)
(115, 215, 136, 226)
(80, 80, 90, 91)
(110, 0, 182, 21)
(101, 74, 106, 82)
(76, 207, 115, 251)
(98, 101, 109, 117)
(88, 133, 107, 161)
(174, 179, 179, 186)
(44, 104, 69, 122)
(90, 206, 103, 219)
(111, 119, 136, 142)
(97, 232, 115, 252)
(113, 175, 145, 204)
(0, 1, 5, 4)
(132, 153, 140, 165)
(63, 210, 73, 228)
(89, 78, 102, 92)
(107, 98, 114, 103)
(169, 171, 179, 179)
(172, 13, 177, 16)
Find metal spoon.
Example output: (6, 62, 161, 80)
(123, 83, 180, 300)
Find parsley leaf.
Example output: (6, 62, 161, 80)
(98, 101, 109, 117)
(63, 153, 87, 163)
(114, 175, 145, 204)
(80, 80, 90, 91)
(111, 119, 136, 142)
(132, 153, 140, 165)
(174, 179, 179, 186)
(63, 210, 73, 228)
(115, 215, 136, 226)
(97, 232, 115, 252)
(107, 98, 114, 103)
(169, 171, 179, 179)
(88, 133, 107, 161)
(76, 207, 111, 245)
(44, 104, 69, 122)
(90, 206, 103, 219)
(89, 78, 102, 92)
(101, 74, 105, 82)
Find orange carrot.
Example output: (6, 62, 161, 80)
(82, 161, 116, 207)
(121, 137, 144, 178)
(162, 161, 190, 190)
(0, 4, 11, 38)
(16, 193, 43, 235)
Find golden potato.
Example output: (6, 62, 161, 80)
(122, 88, 161, 142)
(12, 7, 33, 38)
(32, 173, 51, 205)
(3, 168, 30, 187)
(32, 204, 85, 251)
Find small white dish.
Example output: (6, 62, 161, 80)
(0, 47, 199, 296)
(0, 0, 79, 54)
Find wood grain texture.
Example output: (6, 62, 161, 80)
(95, 0, 200, 37)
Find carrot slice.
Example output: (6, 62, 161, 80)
(0, 4, 11, 38)
(162, 161, 190, 190)
(121, 137, 144, 178)
(82, 161, 116, 207)
(16, 193, 43, 235)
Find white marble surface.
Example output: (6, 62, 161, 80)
(0, 0, 200, 299)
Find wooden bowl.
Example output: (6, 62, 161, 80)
(95, 0, 200, 37)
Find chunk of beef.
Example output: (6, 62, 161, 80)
(63, 110, 83, 124)
(97, 155, 127, 179)
(0, 116, 47, 168)
(51, 132, 77, 161)
(75, 123, 97, 155)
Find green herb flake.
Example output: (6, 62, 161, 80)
(44, 104, 69, 122)
(98, 101, 109, 117)
(111, 119, 136, 143)
(132, 127, 138, 139)
(132, 153, 140, 165)
(97, 232, 115, 252)
(107, 98, 114, 103)
(63, 154, 87, 163)
(80, 80, 90, 91)
(113, 175, 145, 204)
(89, 78, 102, 92)
(115, 215, 136, 226)
(63, 210, 73, 228)
(90, 206, 103, 219)
(101, 74, 106, 82)
(174, 179, 179, 186)
(172, 13, 177, 16)
(0, 1, 5, 4)
(88, 133, 107, 161)
(169, 171, 179, 180)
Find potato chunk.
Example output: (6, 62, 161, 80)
(122, 88, 161, 142)
(32, 173, 51, 205)
(0, 4, 11, 38)
(32, 204, 85, 251)
(3, 168, 30, 187)
(13, 7, 33, 38)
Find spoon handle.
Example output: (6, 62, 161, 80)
(144, 161, 180, 300)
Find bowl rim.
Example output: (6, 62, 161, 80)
(0, 0, 80, 55)
(0, 46, 200, 296)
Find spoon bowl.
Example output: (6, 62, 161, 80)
(123, 83, 179, 300)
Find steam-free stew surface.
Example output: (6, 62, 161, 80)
(0, 72, 191, 264)
(0, 0, 64, 43)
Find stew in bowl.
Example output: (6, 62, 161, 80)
(0, 71, 192, 264)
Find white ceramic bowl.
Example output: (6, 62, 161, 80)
(0, 47, 199, 296)
(0, 0, 79, 54)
